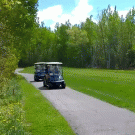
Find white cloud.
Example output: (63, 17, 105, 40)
(118, 10, 129, 18)
(37, 0, 93, 30)
(72, 0, 93, 17)
(57, 14, 72, 24)
(37, 5, 62, 24)
(50, 23, 56, 30)
(109, 6, 129, 18)
(71, 0, 93, 23)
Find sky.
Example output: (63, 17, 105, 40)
(37, 0, 135, 30)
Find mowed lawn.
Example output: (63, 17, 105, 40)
(20, 67, 135, 112)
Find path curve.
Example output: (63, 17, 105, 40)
(16, 69, 135, 135)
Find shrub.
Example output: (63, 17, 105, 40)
(0, 76, 23, 106)
(0, 76, 31, 135)
(0, 46, 18, 99)
(0, 102, 30, 135)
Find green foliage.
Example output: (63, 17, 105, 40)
(6, 4, 132, 69)
(0, 46, 18, 99)
(21, 5, 134, 69)
(67, 26, 89, 46)
(0, 75, 30, 135)
(2, 1, 135, 69)
(55, 23, 69, 64)
(2, 77, 23, 105)
(0, 46, 18, 78)
(89, 5, 135, 69)
(0, 102, 29, 135)
(66, 26, 89, 67)
(0, 0, 38, 67)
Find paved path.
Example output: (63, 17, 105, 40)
(16, 69, 135, 135)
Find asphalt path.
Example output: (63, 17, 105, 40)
(16, 69, 135, 135)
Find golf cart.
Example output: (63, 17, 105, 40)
(34, 62, 47, 81)
(43, 62, 66, 89)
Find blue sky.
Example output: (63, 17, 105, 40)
(37, 0, 134, 30)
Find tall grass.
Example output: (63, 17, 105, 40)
(0, 75, 30, 135)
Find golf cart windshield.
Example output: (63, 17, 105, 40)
(35, 64, 46, 72)
(48, 64, 62, 75)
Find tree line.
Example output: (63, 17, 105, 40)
(1, 1, 135, 70)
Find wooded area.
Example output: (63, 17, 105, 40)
(1, 1, 135, 70)
(0, 0, 38, 100)
(0, 1, 39, 133)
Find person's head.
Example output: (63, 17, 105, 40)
(47, 65, 50, 70)
(55, 66, 58, 70)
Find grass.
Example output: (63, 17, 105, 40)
(20, 66, 135, 112)
(19, 75, 75, 135)
(63, 67, 135, 111)
(19, 66, 35, 74)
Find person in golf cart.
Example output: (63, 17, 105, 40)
(34, 62, 46, 81)
(45, 65, 59, 82)
(45, 65, 52, 82)
(54, 66, 59, 74)
(43, 62, 66, 89)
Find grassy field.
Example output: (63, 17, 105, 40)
(19, 75, 75, 135)
(20, 67, 135, 112)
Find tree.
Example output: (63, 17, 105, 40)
(55, 22, 70, 65)
(0, 0, 38, 67)
(82, 17, 98, 67)
(66, 26, 89, 67)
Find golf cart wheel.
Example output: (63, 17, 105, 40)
(43, 80, 46, 87)
(34, 75, 38, 81)
(62, 82, 66, 89)
(43, 77, 46, 87)
(47, 83, 52, 89)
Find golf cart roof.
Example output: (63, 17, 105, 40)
(34, 62, 47, 65)
(34, 62, 63, 65)
(46, 62, 62, 65)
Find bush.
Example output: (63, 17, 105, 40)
(0, 76, 23, 106)
(0, 46, 29, 135)
(0, 102, 30, 135)
(0, 46, 18, 99)
(0, 76, 31, 135)
(0, 46, 18, 78)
